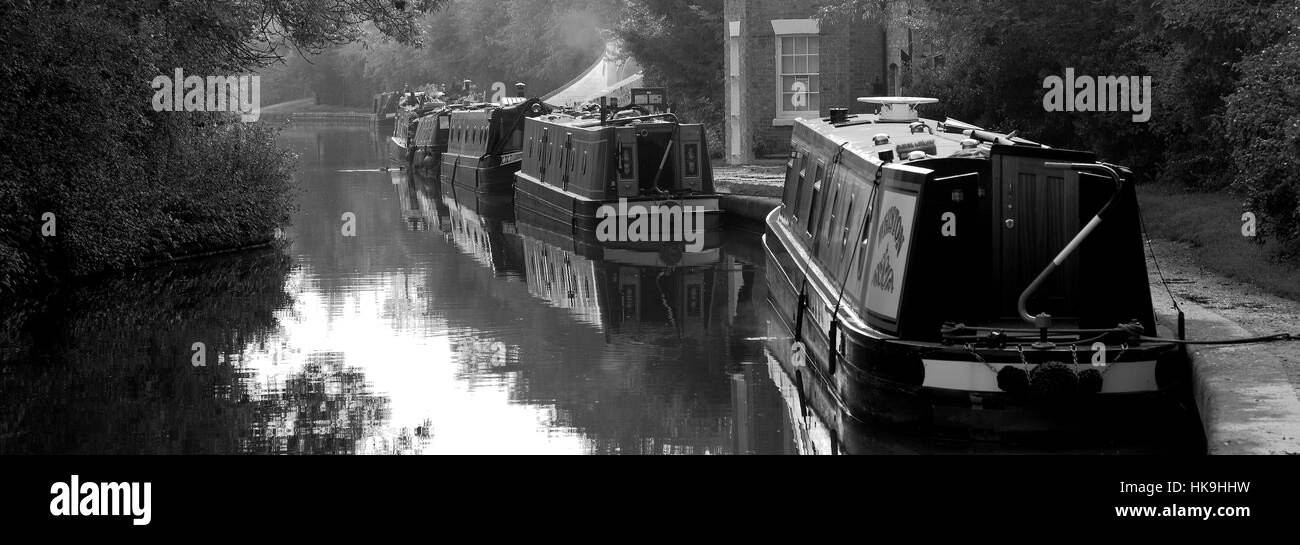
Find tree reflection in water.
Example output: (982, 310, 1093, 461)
(238, 352, 394, 455)
(0, 249, 395, 454)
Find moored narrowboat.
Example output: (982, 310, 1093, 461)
(390, 94, 446, 165)
(409, 106, 454, 171)
(514, 109, 724, 240)
(764, 97, 1192, 434)
(440, 98, 553, 195)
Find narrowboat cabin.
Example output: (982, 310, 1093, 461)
(514, 110, 723, 239)
(440, 98, 553, 195)
(764, 96, 1191, 434)
(390, 95, 447, 165)
(409, 106, 454, 171)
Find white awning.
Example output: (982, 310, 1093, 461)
(542, 40, 643, 107)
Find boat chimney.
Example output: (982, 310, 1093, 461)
(515, 82, 527, 97)
(829, 107, 849, 124)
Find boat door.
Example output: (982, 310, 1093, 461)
(677, 125, 705, 192)
(615, 127, 639, 197)
(989, 145, 1100, 321)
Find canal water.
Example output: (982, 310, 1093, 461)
(0, 123, 1200, 454)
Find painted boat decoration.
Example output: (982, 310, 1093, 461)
(763, 96, 1194, 434)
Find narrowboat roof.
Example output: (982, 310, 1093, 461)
(523, 112, 692, 131)
(793, 111, 966, 162)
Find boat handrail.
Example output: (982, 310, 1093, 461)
(588, 112, 680, 127)
(1017, 162, 1126, 332)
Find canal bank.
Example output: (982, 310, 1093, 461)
(1146, 239, 1300, 455)
(719, 163, 1300, 454)
(1154, 301, 1300, 455)
(715, 164, 783, 233)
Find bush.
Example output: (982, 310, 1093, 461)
(1224, 34, 1300, 253)
(0, 3, 297, 298)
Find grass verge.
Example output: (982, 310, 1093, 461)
(1136, 184, 1300, 302)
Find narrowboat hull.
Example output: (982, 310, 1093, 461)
(515, 204, 724, 261)
(412, 145, 445, 172)
(515, 173, 724, 234)
(440, 153, 520, 195)
(763, 206, 1194, 436)
(390, 135, 412, 164)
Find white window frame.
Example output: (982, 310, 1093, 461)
(772, 19, 821, 126)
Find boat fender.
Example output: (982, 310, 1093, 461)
(1077, 368, 1103, 394)
(1028, 362, 1078, 397)
(996, 366, 1029, 394)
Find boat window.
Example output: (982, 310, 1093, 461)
(856, 196, 874, 280)
(791, 152, 808, 221)
(783, 150, 801, 207)
(824, 175, 841, 252)
(841, 196, 854, 255)
(807, 162, 824, 237)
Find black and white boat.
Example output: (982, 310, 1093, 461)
(514, 108, 723, 241)
(764, 97, 1193, 434)
(440, 97, 552, 195)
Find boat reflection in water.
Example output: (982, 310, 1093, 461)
(401, 164, 1202, 454)
(0, 124, 1201, 455)
(392, 169, 795, 454)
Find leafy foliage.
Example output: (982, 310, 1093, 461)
(822, 0, 1300, 252)
(260, 0, 617, 108)
(613, 0, 725, 157)
(1224, 2, 1300, 252)
(0, 0, 426, 298)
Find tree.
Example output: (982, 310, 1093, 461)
(261, 0, 619, 108)
(1, 0, 447, 296)
(613, 0, 725, 156)
(1223, 2, 1300, 252)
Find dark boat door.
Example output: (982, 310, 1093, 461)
(989, 145, 1100, 322)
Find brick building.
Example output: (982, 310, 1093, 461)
(724, 0, 930, 164)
